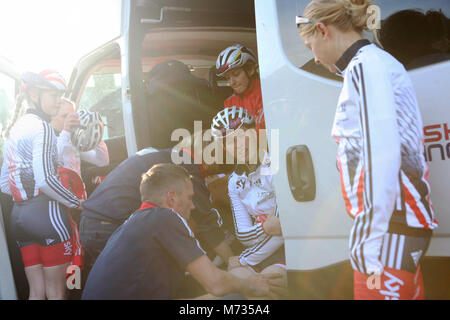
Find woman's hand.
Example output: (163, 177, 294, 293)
(263, 214, 282, 236)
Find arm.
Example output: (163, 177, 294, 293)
(33, 122, 80, 209)
(348, 58, 401, 274)
(159, 209, 279, 299)
(238, 235, 284, 267)
(186, 254, 275, 298)
(212, 239, 234, 263)
(80, 140, 109, 167)
(228, 173, 266, 246)
(190, 174, 226, 251)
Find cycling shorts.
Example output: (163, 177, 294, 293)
(353, 232, 430, 300)
(10, 194, 73, 267)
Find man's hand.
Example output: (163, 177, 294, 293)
(263, 213, 282, 236)
(227, 256, 242, 271)
(63, 112, 80, 132)
(242, 273, 285, 299)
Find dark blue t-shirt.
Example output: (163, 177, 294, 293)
(81, 206, 205, 300)
(81, 148, 224, 249)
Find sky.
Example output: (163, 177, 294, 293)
(0, 0, 121, 80)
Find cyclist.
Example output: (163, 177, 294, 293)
(216, 44, 266, 131)
(211, 106, 287, 298)
(0, 70, 82, 300)
(50, 99, 109, 270)
(297, 0, 438, 299)
(51, 99, 109, 180)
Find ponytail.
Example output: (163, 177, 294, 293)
(3, 92, 28, 139)
(298, 0, 376, 37)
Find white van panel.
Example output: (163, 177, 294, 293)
(256, 0, 353, 270)
(409, 61, 450, 256)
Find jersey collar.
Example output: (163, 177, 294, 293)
(26, 108, 51, 123)
(334, 39, 371, 75)
(139, 202, 159, 210)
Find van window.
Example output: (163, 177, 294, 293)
(78, 70, 123, 140)
(278, 0, 450, 77)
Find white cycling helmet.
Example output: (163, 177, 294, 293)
(21, 69, 67, 92)
(216, 44, 258, 77)
(71, 110, 104, 152)
(211, 106, 255, 138)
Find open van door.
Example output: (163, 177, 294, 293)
(0, 56, 20, 300)
(255, 0, 450, 298)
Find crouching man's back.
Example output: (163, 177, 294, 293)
(82, 204, 204, 300)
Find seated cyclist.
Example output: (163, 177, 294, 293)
(210, 106, 288, 298)
(216, 44, 265, 131)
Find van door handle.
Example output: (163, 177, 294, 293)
(286, 145, 316, 202)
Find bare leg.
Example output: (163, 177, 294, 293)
(43, 262, 70, 300)
(24, 264, 46, 300)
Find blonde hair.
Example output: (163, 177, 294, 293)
(3, 92, 31, 139)
(298, 0, 375, 37)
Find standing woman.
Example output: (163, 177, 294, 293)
(0, 70, 82, 300)
(297, 0, 438, 299)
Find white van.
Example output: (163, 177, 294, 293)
(1, 0, 449, 299)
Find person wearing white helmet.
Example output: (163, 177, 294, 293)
(216, 44, 266, 131)
(50, 99, 109, 272)
(210, 106, 288, 299)
(51, 100, 109, 181)
(0, 70, 83, 300)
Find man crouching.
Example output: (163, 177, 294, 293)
(81, 163, 283, 299)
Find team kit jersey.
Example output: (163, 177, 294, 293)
(228, 153, 285, 269)
(1, 111, 80, 208)
(224, 77, 265, 131)
(82, 204, 205, 300)
(0, 109, 80, 267)
(332, 40, 438, 298)
(56, 130, 109, 177)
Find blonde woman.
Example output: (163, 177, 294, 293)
(0, 70, 82, 299)
(297, 0, 437, 299)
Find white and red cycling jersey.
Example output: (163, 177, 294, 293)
(332, 39, 438, 275)
(0, 110, 80, 209)
(228, 153, 284, 267)
(56, 130, 109, 178)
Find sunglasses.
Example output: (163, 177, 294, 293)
(296, 15, 315, 27)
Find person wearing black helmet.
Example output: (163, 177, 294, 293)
(0, 70, 83, 300)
